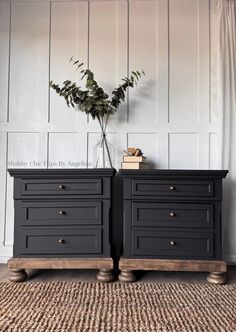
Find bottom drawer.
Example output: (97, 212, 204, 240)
(131, 230, 214, 259)
(18, 228, 102, 256)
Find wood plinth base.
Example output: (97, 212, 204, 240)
(9, 269, 27, 282)
(8, 258, 114, 283)
(207, 272, 226, 285)
(97, 269, 115, 282)
(119, 258, 227, 284)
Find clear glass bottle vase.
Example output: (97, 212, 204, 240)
(93, 133, 114, 168)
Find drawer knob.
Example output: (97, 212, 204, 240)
(170, 186, 176, 191)
(169, 240, 176, 246)
(170, 212, 176, 217)
(58, 239, 65, 244)
(59, 185, 65, 190)
(59, 210, 65, 215)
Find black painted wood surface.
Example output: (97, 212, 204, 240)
(119, 169, 228, 260)
(9, 169, 116, 258)
(9, 168, 228, 262)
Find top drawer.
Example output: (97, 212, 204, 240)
(124, 179, 215, 200)
(21, 178, 102, 197)
(9, 169, 116, 199)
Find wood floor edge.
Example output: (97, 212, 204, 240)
(119, 258, 227, 272)
(8, 258, 114, 270)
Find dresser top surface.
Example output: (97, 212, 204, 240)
(8, 168, 228, 179)
(118, 169, 228, 179)
(8, 168, 116, 178)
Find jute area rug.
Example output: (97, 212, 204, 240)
(0, 282, 236, 332)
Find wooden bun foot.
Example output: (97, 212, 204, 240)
(207, 272, 226, 285)
(97, 269, 114, 282)
(9, 269, 27, 282)
(119, 270, 136, 283)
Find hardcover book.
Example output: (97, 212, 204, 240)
(121, 162, 149, 170)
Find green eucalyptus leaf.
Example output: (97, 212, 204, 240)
(50, 58, 144, 121)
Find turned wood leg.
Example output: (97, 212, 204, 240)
(119, 270, 136, 283)
(9, 269, 27, 282)
(207, 272, 226, 285)
(97, 269, 115, 282)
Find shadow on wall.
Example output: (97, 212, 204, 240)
(128, 79, 157, 116)
(104, 79, 156, 123)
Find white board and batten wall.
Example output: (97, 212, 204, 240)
(0, 0, 228, 263)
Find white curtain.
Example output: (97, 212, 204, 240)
(212, 0, 236, 262)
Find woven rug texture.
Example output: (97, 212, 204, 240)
(0, 282, 236, 332)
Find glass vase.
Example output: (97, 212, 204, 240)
(93, 133, 114, 168)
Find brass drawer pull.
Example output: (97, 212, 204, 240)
(169, 186, 176, 191)
(59, 210, 66, 215)
(170, 212, 176, 217)
(59, 185, 65, 190)
(169, 240, 176, 246)
(58, 239, 65, 244)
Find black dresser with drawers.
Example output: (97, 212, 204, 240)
(118, 169, 228, 284)
(8, 169, 116, 282)
(8, 168, 228, 284)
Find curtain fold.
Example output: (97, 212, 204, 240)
(213, 0, 236, 261)
(219, 0, 236, 169)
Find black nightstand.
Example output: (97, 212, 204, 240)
(8, 168, 116, 282)
(118, 169, 228, 284)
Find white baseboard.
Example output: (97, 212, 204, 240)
(0, 245, 12, 263)
(0, 256, 10, 264)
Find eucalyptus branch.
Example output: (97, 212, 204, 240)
(97, 115, 104, 133)
(50, 58, 144, 168)
(50, 58, 144, 120)
(104, 114, 109, 133)
(103, 136, 112, 167)
(96, 114, 112, 167)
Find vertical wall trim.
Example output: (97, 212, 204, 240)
(87, 1, 90, 69)
(6, 1, 11, 123)
(87, 1, 90, 124)
(86, 132, 89, 168)
(156, 0, 159, 123)
(197, 0, 200, 123)
(167, 0, 170, 123)
(3, 132, 9, 245)
(48, 1, 52, 123)
(46, 131, 49, 168)
(209, 0, 211, 124)
(208, 132, 211, 169)
(126, 0, 130, 123)
(167, 132, 170, 168)
(197, 132, 200, 168)
(115, 0, 119, 87)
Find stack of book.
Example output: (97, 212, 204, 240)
(121, 155, 149, 169)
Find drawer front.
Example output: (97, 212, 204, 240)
(130, 230, 214, 258)
(129, 179, 214, 198)
(21, 178, 102, 196)
(18, 201, 103, 226)
(131, 202, 214, 228)
(19, 228, 102, 255)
